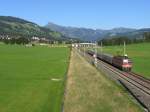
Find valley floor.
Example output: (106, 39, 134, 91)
(0, 44, 70, 112)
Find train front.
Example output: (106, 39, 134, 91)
(122, 56, 133, 71)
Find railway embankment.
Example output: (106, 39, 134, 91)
(63, 49, 143, 112)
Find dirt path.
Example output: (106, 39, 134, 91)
(63, 49, 143, 112)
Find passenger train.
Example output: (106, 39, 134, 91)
(86, 50, 132, 71)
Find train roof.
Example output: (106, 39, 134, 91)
(87, 50, 131, 59)
(98, 52, 113, 58)
(114, 55, 130, 59)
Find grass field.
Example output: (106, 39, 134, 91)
(0, 44, 70, 112)
(64, 49, 143, 112)
(96, 43, 150, 78)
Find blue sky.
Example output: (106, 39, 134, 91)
(0, 0, 150, 29)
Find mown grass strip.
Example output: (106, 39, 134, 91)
(0, 44, 70, 112)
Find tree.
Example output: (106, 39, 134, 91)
(16, 37, 29, 45)
(98, 36, 131, 46)
(3, 39, 9, 44)
(10, 38, 16, 44)
(144, 32, 150, 42)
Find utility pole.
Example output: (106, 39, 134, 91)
(84, 44, 85, 57)
(101, 41, 103, 52)
(123, 41, 126, 56)
(94, 41, 97, 67)
(101, 41, 103, 59)
(78, 43, 80, 52)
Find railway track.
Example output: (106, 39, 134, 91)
(77, 49, 150, 112)
(99, 61, 150, 95)
(128, 72, 150, 87)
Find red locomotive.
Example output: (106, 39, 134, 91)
(86, 50, 132, 71)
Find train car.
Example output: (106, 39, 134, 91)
(97, 53, 113, 64)
(86, 50, 95, 57)
(112, 56, 132, 71)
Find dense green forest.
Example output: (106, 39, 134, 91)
(98, 32, 150, 46)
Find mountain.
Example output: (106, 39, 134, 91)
(46, 22, 150, 41)
(45, 22, 135, 41)
(46, 22, 106, 41)
(3, 16, 149, 42)
(104, 28, 150, 39)
(0, 16, 71, 41)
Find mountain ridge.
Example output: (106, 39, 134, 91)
(0, 16, 150, 42)
(45, 22, 150, 41)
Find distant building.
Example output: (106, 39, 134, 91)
(0, 35, 10, 40)
(31, 36, 40, 41)
(72, 43, 96, 48)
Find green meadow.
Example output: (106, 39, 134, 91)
(98, 43, 150, 78)
(0, 44, 70, 112)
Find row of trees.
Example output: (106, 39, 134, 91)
(0, 37, 29, 45)
(0, 36, 78, 45)
(98, 32, 150, 46)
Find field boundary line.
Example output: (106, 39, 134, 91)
(61, 47, 72, 112)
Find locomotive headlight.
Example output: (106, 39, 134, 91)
(123, 59, 128, 63)
(93, 54, 96, 58)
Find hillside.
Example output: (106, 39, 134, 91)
(0, 16, 69, 40)
(46, 22, 150, 41)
